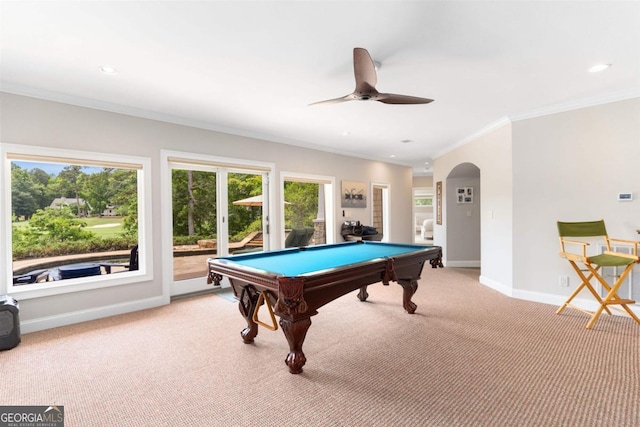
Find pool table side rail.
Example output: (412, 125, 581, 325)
(207, 243, 440, 280)
(206, 246, 441, 313)
(206, 245, 440, 286)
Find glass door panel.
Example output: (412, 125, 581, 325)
(284, 180, 320, 247)
(227, 172, 265, 254)
(171, 168, 217, 281)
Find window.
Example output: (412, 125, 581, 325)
(1, 143, 152, 298)
(414, 196, 433, 206)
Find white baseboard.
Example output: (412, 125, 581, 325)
(479, 277, 640, 318)
(20, 296, 167, 334)
(446, 260, 481, 268)
(512, 288, 640, 317)
(19, 276, 638, 334)
(479, 275, 514, 297)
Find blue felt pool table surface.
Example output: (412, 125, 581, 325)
(220, 241, 435, 277)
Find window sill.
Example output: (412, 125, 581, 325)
(8, 270, 152, 300)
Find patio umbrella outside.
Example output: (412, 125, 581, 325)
(232, 195, 290, 207)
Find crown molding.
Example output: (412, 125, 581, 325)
(4, 83, 637, 171)
(433, 116, 511, 159)
(508, 88, 640, 122)
(1, 85, 413, 169)
(433, 88, 640, 160)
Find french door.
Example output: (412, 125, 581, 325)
(162, 151, 273, 297)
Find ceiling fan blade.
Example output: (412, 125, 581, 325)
(376, 93, 434, 105)
(308, 94, 355, 106)
(353, 47, 377, 88)
(310, 47, 434, 107)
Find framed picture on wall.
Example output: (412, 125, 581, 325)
(341, 180, 367, 208)
(456, 187, 473, 204)
(436, 181, 442, 225)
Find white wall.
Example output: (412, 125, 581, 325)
(434, 97, 639, 313)
(412, 176, 433, 188)
(0, 92, 414, 331)
(512, 98, 640, 304)
(434, 123, 514, 294)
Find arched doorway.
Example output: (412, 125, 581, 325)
(446, 163, 481, 267)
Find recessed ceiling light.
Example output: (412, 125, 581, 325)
(100, 66, 118, 75)
(342, 131, 351, 136)
(390, 154, 396, 158)
(588, 63, 612, 73)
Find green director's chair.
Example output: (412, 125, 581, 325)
(556, 220, 640, 329)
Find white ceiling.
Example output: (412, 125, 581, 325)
(2, 1, 639, 175)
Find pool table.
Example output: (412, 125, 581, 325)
(207, 241, 443, 374)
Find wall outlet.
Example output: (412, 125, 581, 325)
(559, 276, 569, 287)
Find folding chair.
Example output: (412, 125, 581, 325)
(556, 220, 640, 329)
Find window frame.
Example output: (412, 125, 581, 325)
(1, 143, 153, 299)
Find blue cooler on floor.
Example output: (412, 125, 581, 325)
(0, 295, 21, 351)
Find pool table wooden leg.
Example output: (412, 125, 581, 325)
(398, 279, 418, 314)
(279, 317, 312, 374)
(357, 286, 369, 301)
(240, 317, 259, 343)
(238, 286, 260, 343)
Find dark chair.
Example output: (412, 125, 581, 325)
(340, 222, 381, 241)
(285, 228, 315, 248)
(101, 245, 139, 274)
(234, 230, 313, 255)
(12, 269, 49, 285)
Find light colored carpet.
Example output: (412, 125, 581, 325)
(1, 267, 638, 426)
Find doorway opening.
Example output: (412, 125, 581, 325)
(413, 187, 434, 244)
(445, 163, 481, 267)
(371, 183, 389, 242)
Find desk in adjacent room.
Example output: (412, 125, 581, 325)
(207, 241, 443, 374)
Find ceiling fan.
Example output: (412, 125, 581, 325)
(310, 47, 434, 106)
